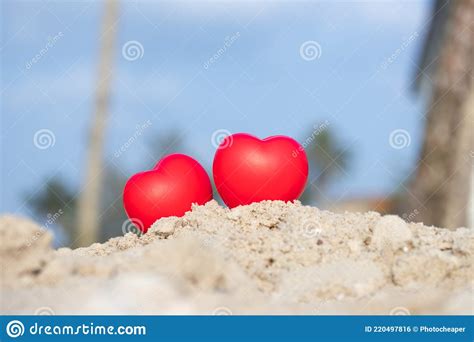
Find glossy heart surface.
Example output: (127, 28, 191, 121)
(123, 154, 212, 232)
(213, 133, 308, 208)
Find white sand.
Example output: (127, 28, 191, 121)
(1, 200, 472, 315)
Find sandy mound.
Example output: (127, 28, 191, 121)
(1, 200, 472, 315)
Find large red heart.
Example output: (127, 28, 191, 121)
(123, 154, 212, 232)
(213, 133, 308, 208)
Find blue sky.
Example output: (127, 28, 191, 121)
(1, 0, 432, 216)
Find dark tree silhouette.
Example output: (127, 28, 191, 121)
(26, 129, 189, 246)
(300, 125, 351, 206)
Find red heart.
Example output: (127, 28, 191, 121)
(213, 133, 308, 208)
(123, 154, 212, 232)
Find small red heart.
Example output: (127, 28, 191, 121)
(123, 154, 212, 232)
(213, 133, 308, 208)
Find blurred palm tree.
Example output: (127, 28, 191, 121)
(300, 125, 351, 205)
(412, 0, 473, 229)
(77, 0, 119, 247)
(26, 177, 76, 242)
(27, 129, 188, 246)
(26, 171, 129, 245)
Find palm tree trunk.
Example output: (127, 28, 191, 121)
(76, 0, 119, 247)
(412, 0, 473, 229)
